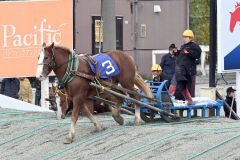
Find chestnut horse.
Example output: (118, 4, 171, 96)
(36, 42, 153, 144)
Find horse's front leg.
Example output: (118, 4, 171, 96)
(64, 97, 81, 144)
(60, 97, 69, 119)
(82, 100, 103, 132)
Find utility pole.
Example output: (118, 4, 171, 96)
(133, 0, 138, 62)
(209, 0, 217, 87)
(101, 0, 116, 51)
(209, 0, 217, 117)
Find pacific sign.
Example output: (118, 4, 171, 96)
(0, 0, 73, 77)
(1, 19, 64, 48)
(218, 1, 240, 72)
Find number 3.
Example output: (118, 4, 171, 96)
(102, 60, 116, 75)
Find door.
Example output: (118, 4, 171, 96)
(116, 16, 123, 50)
(92, 16, 123, 54)
(92, 16, 103, 54)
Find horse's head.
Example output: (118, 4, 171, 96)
(36, 42, 56, 81)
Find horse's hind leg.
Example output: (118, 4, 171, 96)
(82, 100, 103, 132)
(105, 94, 124, 125)
(132, 94, 142, 126)
(111, 104, 124, 125)
(121, 83, 142, 126)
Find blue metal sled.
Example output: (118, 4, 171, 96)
(138, 80, 223, 121)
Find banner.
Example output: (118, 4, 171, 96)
(218, 1, 240, 72)
(0, 0, 73, 77)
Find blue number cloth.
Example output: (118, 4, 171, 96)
(88, 53, 120, 79)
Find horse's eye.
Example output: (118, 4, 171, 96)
(44, 57, 48, 60)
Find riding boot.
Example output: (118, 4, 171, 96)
(169, 84, 176, 97)
(181, 89, 194, 106)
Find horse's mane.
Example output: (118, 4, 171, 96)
(54, 45, 72, 54)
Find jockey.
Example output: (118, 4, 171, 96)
(151, 64, 162, 82)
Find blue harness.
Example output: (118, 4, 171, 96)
(88, 53, 120, 79)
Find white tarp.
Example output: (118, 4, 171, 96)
(0, 94, 52, 112)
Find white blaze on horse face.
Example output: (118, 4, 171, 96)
(36, 47, 46, 80)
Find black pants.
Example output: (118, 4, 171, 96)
(177, 80, 188, 93)
(187, 75, 196, 97)
(162, 74, 173, 88)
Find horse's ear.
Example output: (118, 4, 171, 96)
(42, 42, 46, 47)
(50, 42, 55, 49)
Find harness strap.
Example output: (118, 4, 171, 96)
(99, 79, 160, 102)
(59, 52, 79, 87)
(82, 54, 100, 78)
(73, 71, 95, 81)
(85, 54, 97, 65)
(59, 54, 72, 84)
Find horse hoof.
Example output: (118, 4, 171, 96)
(96, 126, 103, 132)
(94, 126, 106, 133)
(61, 115, 66, 119)
(112, 115, 124, 125)
(63, 137, 73, 144)
(57, 115, 62, 120)
(134, 118, 143, 126)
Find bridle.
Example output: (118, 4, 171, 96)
(38, 46, 79, 88)
(38, 47, 70, 73)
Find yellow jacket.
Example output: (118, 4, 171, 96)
(19, 78, 32, 103)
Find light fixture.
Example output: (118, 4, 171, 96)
(154, 5, 161, 13)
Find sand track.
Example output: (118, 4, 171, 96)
(0, 108, 240, 160)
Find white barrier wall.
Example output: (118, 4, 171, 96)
(0, 94, 52, 112)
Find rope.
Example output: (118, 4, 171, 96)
(0, 116, 56, 123)
(0, 112, 224, 160)
(187, 133, 240, 160)
(0, 123, 56, 146)
(43, 118, 222, 160)
(43, 127, 132, 160)
(0, 115, 134, 124)
(0, 117, 135, 147)
(111, 123, 240, 160)
(57, 89, 68, 97)
(0, 111, 30, 115)
(94, 77, 106, 96)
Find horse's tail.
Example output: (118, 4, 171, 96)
(134, 73, 153, 99)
